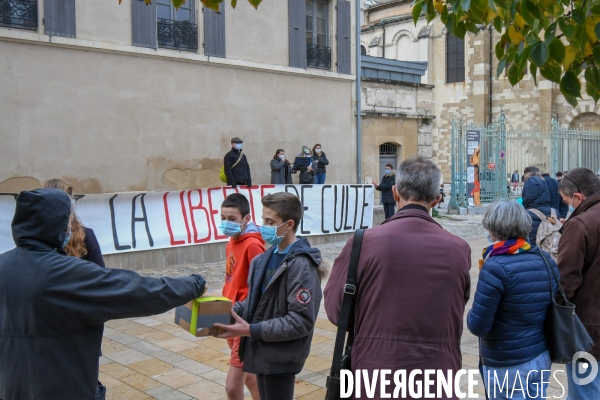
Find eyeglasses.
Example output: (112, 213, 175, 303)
(562, 174, 581, 193)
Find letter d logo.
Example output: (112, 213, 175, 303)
(572, 352, 598, 386)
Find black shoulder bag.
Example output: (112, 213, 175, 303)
(539, 250, 594, 363)
(325, 229, 364, 400)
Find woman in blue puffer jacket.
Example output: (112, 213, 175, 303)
(522, 176, 560, 245)
(468, 199, 559, 400)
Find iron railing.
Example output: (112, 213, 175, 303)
(157, 19, 198, 51)
(307, 44, 331, 69)
(449, 106, 600, 210)
(0, 0, 38, 30)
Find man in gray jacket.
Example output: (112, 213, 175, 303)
(0, 189, 207, 400)
(216, 192, 326, 400)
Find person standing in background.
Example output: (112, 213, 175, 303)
(224, 137, 252, 188)
(270, 149, 293, 185)
(311, 144, 329, 184)
(511, 170, 519, 191)
(373, 164, 396, 219)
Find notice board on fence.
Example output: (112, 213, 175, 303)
(0, 184, 374, 255)
(466, 130, 481, 206)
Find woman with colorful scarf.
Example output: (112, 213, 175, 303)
(468, 199, 559, 400)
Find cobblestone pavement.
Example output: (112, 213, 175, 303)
(101, 213, 568, 400)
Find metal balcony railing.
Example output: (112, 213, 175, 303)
(0, 0, 38, 30)
(157, 18, 198, 52)
(307, 44, 331, 69)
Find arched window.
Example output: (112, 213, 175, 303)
(361, 45, 367, 55)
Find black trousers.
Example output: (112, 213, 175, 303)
(256, 372, 296, 400)
(383, 203, 395, 219)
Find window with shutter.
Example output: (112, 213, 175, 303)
(157, 0, 197, 51)
(336, 0, 351, 74)
(132, 0, 157, 49)
(446, 32, 464, 83)
(288, 0, 307, 68)
(44, 0, 75, 38)
(203, 3, 225, 57)
(306, 0, 330, 69)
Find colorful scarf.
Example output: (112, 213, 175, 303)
(482, 238, 531, 261)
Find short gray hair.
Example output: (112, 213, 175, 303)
(482, 199, 532, 241)
(395, 156, 441, 203)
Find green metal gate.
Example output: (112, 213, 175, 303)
(449, 106, 600, 211)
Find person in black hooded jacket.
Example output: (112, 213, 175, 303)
(0, 188, 207, 400)
(522, 176, 560, 245)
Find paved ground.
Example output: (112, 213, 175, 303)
(100, 211, 569, 399)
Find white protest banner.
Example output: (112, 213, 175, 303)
(0, 184, 374, 255)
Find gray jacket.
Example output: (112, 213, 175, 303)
(270, 158, 293, 184)
(234, 237, 324, 375)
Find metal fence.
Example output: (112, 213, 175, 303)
(449, 106, 600, 210)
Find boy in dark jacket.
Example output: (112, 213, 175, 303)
(215, 192, 325, 400)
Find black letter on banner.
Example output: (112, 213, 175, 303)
(350, 185, 361, 229)
(333, 185, 344, 232)
(285, 185, 299, 198)
(300, 185, 313, 235)
(344, 186, 352, 230)
(109, 194, 131, 251)
(131, 194, 154, 249)
(360, 185, 371, 229)
(321, 185, 332, 233)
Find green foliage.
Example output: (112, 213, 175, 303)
(119, 0, 262, 11)
(412, 0, 600, 107)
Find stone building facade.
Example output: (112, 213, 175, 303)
(0, 0, 357, 193)
(361, 0, 598, 182)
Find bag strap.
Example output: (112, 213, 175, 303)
(539, 250, 569, 305)
(528, 208, 546, 221)
(231, 152, 244, 169)
(330, 229, 365, 378)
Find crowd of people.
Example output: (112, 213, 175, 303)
(1, 157, 599, 400)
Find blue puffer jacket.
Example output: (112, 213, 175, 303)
(467, 246, 559, 367)
(522, 176, 559, 245)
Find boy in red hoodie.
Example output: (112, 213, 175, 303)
(220, 193, 265, 400)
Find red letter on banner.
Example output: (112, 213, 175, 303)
(163, 192, 185, 246)
(207, 187, 227, 240)
(187, 190, 211, 243)
(179, 191, 192, 244)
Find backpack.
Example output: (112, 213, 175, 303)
(528, 208, 562, 261)
(220, 152, 244, 183)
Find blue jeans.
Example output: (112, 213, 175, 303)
(315, 173, 326, 184)
(566, 360, 600, 400)
(482, 350, 551, 399)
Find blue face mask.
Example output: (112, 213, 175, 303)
(62, 228, 72, 249)
(487, 233, 494, 243)
(235, 143, 242, 150)
(220, 220, 243, 237)
(385, 169, 391, 174)
(260, 221, 289, 246)
(569, 205, 575, 213)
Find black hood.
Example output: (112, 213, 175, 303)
(522, 176, 550, 209)
(11, 188, 71, 250)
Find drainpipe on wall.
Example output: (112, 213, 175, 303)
(489, 25, 493, 125)
(356, 0, 362, 183)
(380, 19, 386, 58)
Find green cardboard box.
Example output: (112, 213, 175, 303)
(174, 293, 232, 337)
